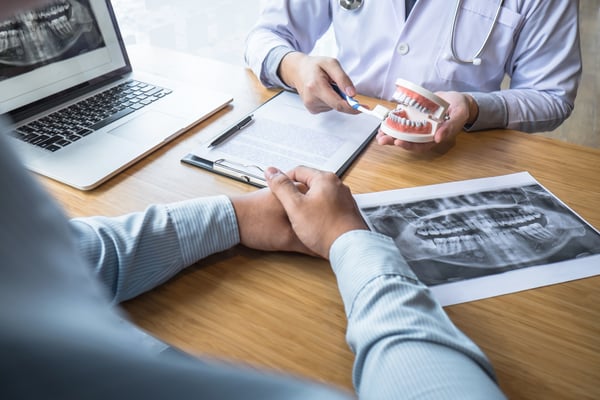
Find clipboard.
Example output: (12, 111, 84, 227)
(181, 91, 381, 187)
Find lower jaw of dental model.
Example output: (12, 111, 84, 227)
(380, 78, 449, 143)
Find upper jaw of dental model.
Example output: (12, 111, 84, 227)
(380, 78, 449, 143)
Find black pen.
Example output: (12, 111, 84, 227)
(208, 114, 254, 148)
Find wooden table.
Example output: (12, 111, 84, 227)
(40, 46, 600, 400)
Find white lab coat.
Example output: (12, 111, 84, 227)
(245, 0, 581, 132)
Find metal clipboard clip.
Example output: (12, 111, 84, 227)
(213, 159, 266, 186)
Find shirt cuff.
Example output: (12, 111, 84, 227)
(329, 230, 421, 316)
(262, 45, 297, 90)
(464, 92, 508, 132)
(166, 195, 240, 267)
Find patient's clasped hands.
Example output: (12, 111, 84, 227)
(231, 166, 368, 260)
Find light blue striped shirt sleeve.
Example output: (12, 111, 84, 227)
(69, 195, 239, 303)
(68, 193, 506, 398)
(330, 230, 506, 400)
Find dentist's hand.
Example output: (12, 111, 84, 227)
(278, 51, 359, 115)
(376, 91, 475, 152)
(265, 166, 368, 259)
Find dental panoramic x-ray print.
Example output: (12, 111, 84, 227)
(362, 184, 600, 286)
(0, 0, 104, 80)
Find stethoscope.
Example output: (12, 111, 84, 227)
(339, 0, 504, 66)
(446, 0, 504, 65)
(339, 0, 363, 11)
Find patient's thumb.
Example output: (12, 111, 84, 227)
(264, 166, 283, 181)
(265, 167, 301, 206)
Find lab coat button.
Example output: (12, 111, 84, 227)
(397, 42, 410, 55)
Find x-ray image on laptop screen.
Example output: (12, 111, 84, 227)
(0, 0, 105, 80)
(0, 0, 129, 114)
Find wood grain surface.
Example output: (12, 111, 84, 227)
(39, 46, 600, 400)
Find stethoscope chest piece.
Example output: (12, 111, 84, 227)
(339, 0, 363, 11)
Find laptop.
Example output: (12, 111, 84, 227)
(0, 0, 233, 190)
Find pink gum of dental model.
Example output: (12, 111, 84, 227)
(380, 79, 449, 143)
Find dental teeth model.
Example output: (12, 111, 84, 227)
(380, 78, 450, 143)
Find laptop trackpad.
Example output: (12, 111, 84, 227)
(108, 111, 182, 143)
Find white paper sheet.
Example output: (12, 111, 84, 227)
(187, 91, 381, 186)
(355, 172, 600, 306)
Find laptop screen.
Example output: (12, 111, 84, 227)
(0, 0, 129, 115)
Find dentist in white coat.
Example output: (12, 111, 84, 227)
(245, 0, 582, 152)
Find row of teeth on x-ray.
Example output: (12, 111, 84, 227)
(0, 1, 73, 54)
(416, 210, 545, 236)
(0, 18, 73, 51)
(428, 222, 555, 255)
(414, 208, 555, 254)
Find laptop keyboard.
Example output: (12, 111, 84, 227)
(11, 80, 172, 152)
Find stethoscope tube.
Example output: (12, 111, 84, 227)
(339, 0, 505, 66)
(447, 0, 504, 65)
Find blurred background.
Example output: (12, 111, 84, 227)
(111, 0, 599, 149)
